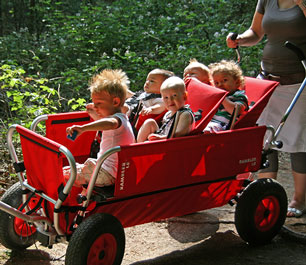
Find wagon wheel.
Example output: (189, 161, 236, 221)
(0, 182, 37, 250)
(235, 178, 287, 245)
(65, 213, 125, 265)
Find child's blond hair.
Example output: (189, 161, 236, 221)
(89, 69, 129, 106)
(184, 58, 213, 85)
(161, 76, 186, 94)
(209, 60, 245, 89)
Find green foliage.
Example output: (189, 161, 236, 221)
(0, 0, 264, 127)
(0, 64, 59, 128)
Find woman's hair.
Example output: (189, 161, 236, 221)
(89, 69, 129, 106)
(209, 60, 245, 88)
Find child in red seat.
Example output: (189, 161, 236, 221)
(137, 76, 195, 142)
(123, 68, 174, 117)
(183, 58, 213, 85)
(204, 60, 248, 133)
(64, 69, 135, 187)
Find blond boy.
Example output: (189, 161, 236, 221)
(64, 69, 135, 187)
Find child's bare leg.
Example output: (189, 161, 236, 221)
(137, 118, 159, 142)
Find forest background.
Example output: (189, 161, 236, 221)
(0, 0, 263, 157)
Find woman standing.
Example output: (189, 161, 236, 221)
(226, 0, 306, 217)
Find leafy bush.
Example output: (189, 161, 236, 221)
(0, 64, 60, 127)
(0, 0, 264, 124)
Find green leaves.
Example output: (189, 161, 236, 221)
(68, 98, 86, 110)
(0, 64, 59, 126)
(0, 0, 263, 126)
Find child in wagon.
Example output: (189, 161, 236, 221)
(123, 68, 174, 117)
(64, 69, 135, 187)
(203, 60, 248, 133)
(183, 58, 213, 85)
(137, 76, 195, 142)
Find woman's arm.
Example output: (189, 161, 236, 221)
(226, 11, 265, 48)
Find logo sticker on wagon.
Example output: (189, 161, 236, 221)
(239, 157, 257, 166)
(120, 162, 130, 190)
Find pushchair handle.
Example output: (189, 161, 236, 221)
(285, 41, 305, 62)
(229, 32, 240, 64)
(230, 33, 238, 41)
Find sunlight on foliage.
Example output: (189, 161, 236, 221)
(0, 0, 263, 128)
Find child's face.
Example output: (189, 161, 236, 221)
(144, 73, 165, 94)
(212, 72, 239, 93)
(161, 87, 186, 113)
(91, 91, 120, 118)
(184, 67, 211, 85)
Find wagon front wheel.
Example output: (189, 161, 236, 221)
(0, 182, 37, 250)
(235, 178, 287, 245)
(65, 213, 125, 265)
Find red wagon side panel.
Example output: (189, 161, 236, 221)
(92, 126, 267, 227)
(114, 126, 266, 198)
(93, 179, 244, 228)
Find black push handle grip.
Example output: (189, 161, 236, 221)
(285, 41, 305, 61)
(230, 33, 238, 41)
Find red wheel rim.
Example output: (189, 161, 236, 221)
(87, 233, 117, 265)
(14, 198, 38, 237)
(254, 196, 280, 232)
(14, 217, 36, 237)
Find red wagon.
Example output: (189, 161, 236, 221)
(0, 76, 287, 265)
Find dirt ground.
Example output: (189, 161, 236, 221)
(0, 152, 306, 265)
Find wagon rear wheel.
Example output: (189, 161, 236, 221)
(0, 182, 37, 250)
(235, 178, 287, 245)
(65, 213, 125, 265)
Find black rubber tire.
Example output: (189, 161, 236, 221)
(0, 182, 37, 250)
(65, 213, 125, 265)
(235, 178, 287, 245)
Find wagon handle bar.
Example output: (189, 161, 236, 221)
(230, 33, 241, 64)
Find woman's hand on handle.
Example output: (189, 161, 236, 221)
(226, 12, 265, 48)
(226, 33, 240, 48)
